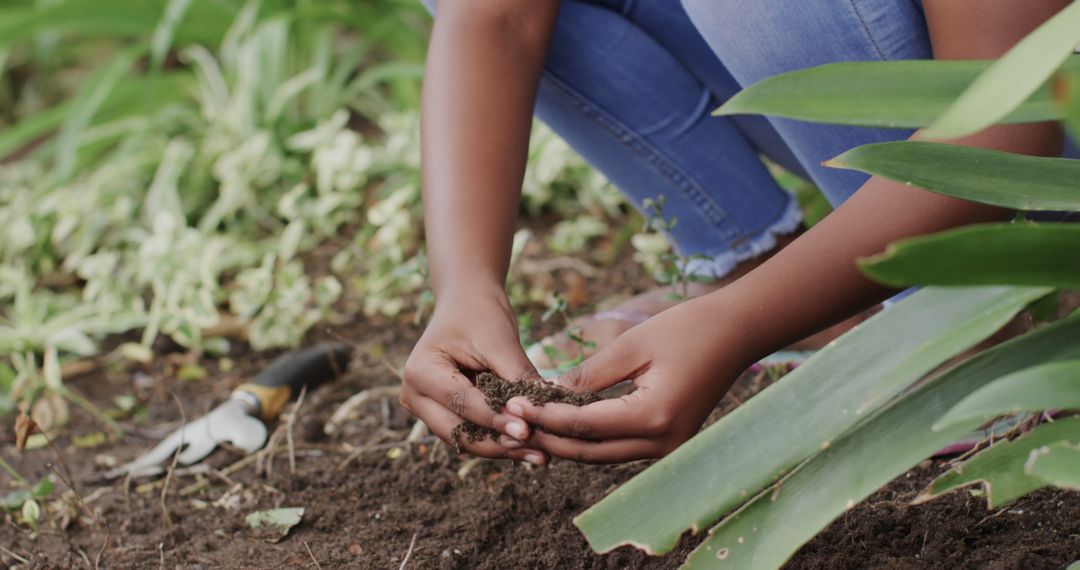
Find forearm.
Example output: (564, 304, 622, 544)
(714, 122, 1062, 365)
(421, 1, 559, 299)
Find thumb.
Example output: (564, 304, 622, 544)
(487, 338, 544, 386)
(554, 337, 639, 394)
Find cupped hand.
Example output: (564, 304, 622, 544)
(401, 284, 547, 464)
(506, 294, 751, 464)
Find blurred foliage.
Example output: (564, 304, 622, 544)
(0, 0, 625, 415)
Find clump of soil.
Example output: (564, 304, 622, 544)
(450, 372, 600, 452)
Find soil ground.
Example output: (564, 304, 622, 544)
(3, 245, 1080, 569)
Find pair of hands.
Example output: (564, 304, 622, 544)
(400, 284, 748, 465)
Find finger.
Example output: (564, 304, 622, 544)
(553, 336, 645, 394)
(526, 430, 666, 464)
(506, 390, 666, 440)
(406, 352, 531, 440)
(410, 395, 548, 465)
(486, 338, 545, 386)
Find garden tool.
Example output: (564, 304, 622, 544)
(105, 342, 351, 480)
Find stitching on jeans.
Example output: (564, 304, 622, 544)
(540, 71, 737, 236)
(847, 0, 888, 60)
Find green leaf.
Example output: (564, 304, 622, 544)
(686, 313, 1080, 569)
(150, 0, 193, 70)
(920, 418, 1080, 509)
(575, 286, 1047, 555)
(245, 507, 304, 543)
(54, 45, 144, 181)
(922, 2, 1080, 139)
(828, 141, 1080, 211)
(1028, 441, 1080, 489)
(934, 360, 1080, 430)
(860, 223, 1080, 289)
(714, 57, 1080, 128)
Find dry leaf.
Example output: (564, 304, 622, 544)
(15, 405, 38, 451)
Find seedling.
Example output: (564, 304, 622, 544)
(539, 292, 596, 370)
(639, 196, 715, 301)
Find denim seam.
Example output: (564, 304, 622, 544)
(847, 0, 889, 60)
(541, 71, 738, 238)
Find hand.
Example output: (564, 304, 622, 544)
(506, 294, 750, 464)
(401, 284, 547, 463)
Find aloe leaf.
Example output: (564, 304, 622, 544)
(714, 58, 1080, 128)
(922, 2, 1080, 139)
(859, 223, 1080, 289)
(686, 314, 1080, 569)
(575, 286, 1047, 555)
(1028, 440, 1080, 489)
(934, 361, 1080, 430)
(828, 141, 1080, 211)
(918, 418, 1080, 510)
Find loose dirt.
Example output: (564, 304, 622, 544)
(451, 372, 600, 451)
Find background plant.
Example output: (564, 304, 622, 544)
(576, 5, 1080, 568)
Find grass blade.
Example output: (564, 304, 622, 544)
(575, 286, 1048, 555)
(827, 141, 1080, 211)
(713, 58, 1079, 129)
(687, 314, 1080, 568)
(918, 418, 1080, 509)
(860, 223, 1080, 289)
(922, 2, 1080, 139)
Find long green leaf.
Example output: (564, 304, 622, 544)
(860, 223, 1080, 289)
(0, 0, 237, 49)
(922, 2, 1080, 139)
(713, 57, 1080, 129)
(1028, 441, 1080, 489)
(687, 313, 1080, 569)
(828, 141, 1080, 211)
(575, 286, 1047, 555)
(934, 360, 1080, 430)
(918, 418, 1080, 509)
(54, 46, 143, 181)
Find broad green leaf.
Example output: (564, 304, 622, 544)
(687, 314, 1080, 569)
(828, 141, 1080, 211)
(575, 286, 1047, 555)
(860, 224, 1080, 289)
(1028, 441, 1080, 489)
(919, 418, 1080, 509)
(713, 57, 1080, 129)
(923, 2, 1080, 139)
(934, 360, 1080, 430)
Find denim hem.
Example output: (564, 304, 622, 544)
(681, 196, 803, 279)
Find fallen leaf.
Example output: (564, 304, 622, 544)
(14, 406, 38, 451)
(31, 393, 70, 433)
(245, 507, 304, 543)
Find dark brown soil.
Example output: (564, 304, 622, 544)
(3, 255, 1080, 568)
(451, 372, 601, 451)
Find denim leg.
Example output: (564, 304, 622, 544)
(682, 0, 932, 207)
(536, 0, 803, 278)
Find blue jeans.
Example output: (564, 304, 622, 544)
(423, 0, 1074, 278)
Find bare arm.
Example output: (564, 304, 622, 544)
(402, 1, 560, 463)
(422, 1, 560, 296)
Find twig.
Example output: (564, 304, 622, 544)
(75, 545, 92, 569)
(43, 433, 111, 570)
(406, 420, 429, 443)
(398, 532, 418, 570)
(158, 542, 165, 569)
(286, 386, 307, 476)
(0, 544, 30, 564)
(336, 437, 438, 471)
(58, 385, 124, 438)
(160, 391, 186, 529)
(324, 386, 401, 435)
(304, 541, 323, 570)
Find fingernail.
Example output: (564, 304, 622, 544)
(524, 452, 544, 466)
(501, 437, 523, 449)
(507, 400, 525, 416)
(506, 421, 527, 439)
